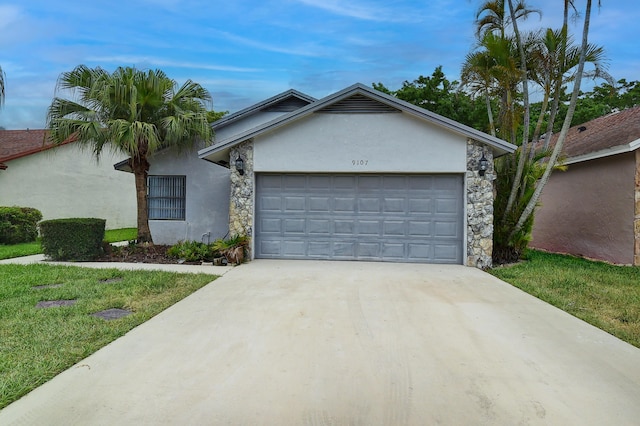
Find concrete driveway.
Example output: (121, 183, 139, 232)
(2, 260, 640, 425)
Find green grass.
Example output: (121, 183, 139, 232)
(490, 250, 640, 348)
(0, 264, 216, 409)
(0, 241, 42, 260)
(0, 228, 138, 260)
(104, 227, 137, 243)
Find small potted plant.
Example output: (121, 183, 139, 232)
(212, 235, 249, 265)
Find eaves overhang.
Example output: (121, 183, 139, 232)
(563, 138, 640, 165)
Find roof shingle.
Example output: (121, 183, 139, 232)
(547, 106, 640, 158)
(0, 130, 75, 165)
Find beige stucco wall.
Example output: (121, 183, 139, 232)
(531, 152, 636, 264)
(0, 143, 136, 229)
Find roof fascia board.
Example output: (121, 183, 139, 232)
(211, 89, 316, 130)
(564, 137, 640, 165)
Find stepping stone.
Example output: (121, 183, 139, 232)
(32, 284, 64, 290)
(36, 300, 77, 308)
(92, 308, 132, 320)
(99, 277, 123, 284)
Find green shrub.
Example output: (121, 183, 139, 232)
(167, 240, 216, 262)
(0, 206, 43, 244)
(40, 218, 106, 261)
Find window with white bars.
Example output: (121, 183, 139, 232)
(148, 176, 186, 220)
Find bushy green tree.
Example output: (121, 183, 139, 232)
(373, 66, 492, 132)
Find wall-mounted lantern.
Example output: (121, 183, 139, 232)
(235, 156, 245, 176)
(478, 153, 489, 176)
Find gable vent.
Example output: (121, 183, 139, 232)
(261, 97, 311, 112)
(318, 94, 401, 113)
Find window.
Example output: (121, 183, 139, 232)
(148, 176, 186, 220)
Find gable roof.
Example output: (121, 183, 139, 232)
(211, 89, 317, 131)
(0, 130, 77, 170)
(199, 83, 516, 163)
(547, 106, 640, 164)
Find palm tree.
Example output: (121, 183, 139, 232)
(511, 0, 598, 238)
(46, 65, 213, 243)
(475, 0, 540, 39)
(0, 66, 5, 107)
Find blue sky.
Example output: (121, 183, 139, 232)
(0, 0, 638, 129)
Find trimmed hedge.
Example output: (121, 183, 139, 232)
(0, 206, 43, 244)
(40, 218, 106, 261)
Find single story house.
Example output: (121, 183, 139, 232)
(124, 83, 515, 268)
(531, 106, 640, 265)
(0, 129, 136, 229)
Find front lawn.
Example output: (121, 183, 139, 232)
(0, 264, 216, 409)
(0, 228, 138, 260)
(490, 250, 640, 348)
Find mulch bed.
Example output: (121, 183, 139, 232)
(98, 244, 194, 264)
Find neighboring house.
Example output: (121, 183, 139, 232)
(0, 129, 136, 229)
(531, 106, 640, 265)
(122, 83, 515, 268)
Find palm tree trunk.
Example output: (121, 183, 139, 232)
(510, 0, 593, 238)
(502, 0, 531, 219)
(484, 89, 496, 137)
(131, 157, 153, 244)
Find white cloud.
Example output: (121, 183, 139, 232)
(84, 56, 262, 73)
(0, 4, 21, 29)
(293, 0, 421, 23)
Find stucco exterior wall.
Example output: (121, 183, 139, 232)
(214, 112, 286, 141)
(0, 143, 136, 229)
(254, 113, 467, 173)
(531, 152, 636, 264)
(635, 150, 640, 265)
(148, 147, 230, 245)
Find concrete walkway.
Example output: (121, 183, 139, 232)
(1, 260, 640, 425)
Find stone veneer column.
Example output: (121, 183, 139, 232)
(635, 149, 640, 266)
(466, 140, 494, 269)
(228, 141, 254, 245)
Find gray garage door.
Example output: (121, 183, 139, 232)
(255, 174, 464, 263)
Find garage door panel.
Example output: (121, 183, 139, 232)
(383, 198, 405, 213)
(408, 221, 432, 236)
(358, 198, 380, 213)
(283, 240, 306, 256)
(435, 198, 458, 214)
(256, 174, 463, 263)
(383, 221, 405, 236)
(284, 218, 305, 234)
(335, 198, 356, 212)
(409, 198, 432, 214)
(260, 218, 282, 233)
(434, 220, 461, 238)
(260, 196, 282, 212)
(434, 243, 461, 261)
(284, 175, 306, 190)
(309, 197, 331, 212)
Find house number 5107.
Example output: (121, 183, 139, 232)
(352, 160, 369, 166)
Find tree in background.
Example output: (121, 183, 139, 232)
(46, 65, 213, 243)
(207, 110, 228, 123)
(0, 66, 5, 107)
(373, 66, 492, 132)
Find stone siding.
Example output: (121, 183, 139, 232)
(229, 141, 254, 244)
(466, 140, 494, 269)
